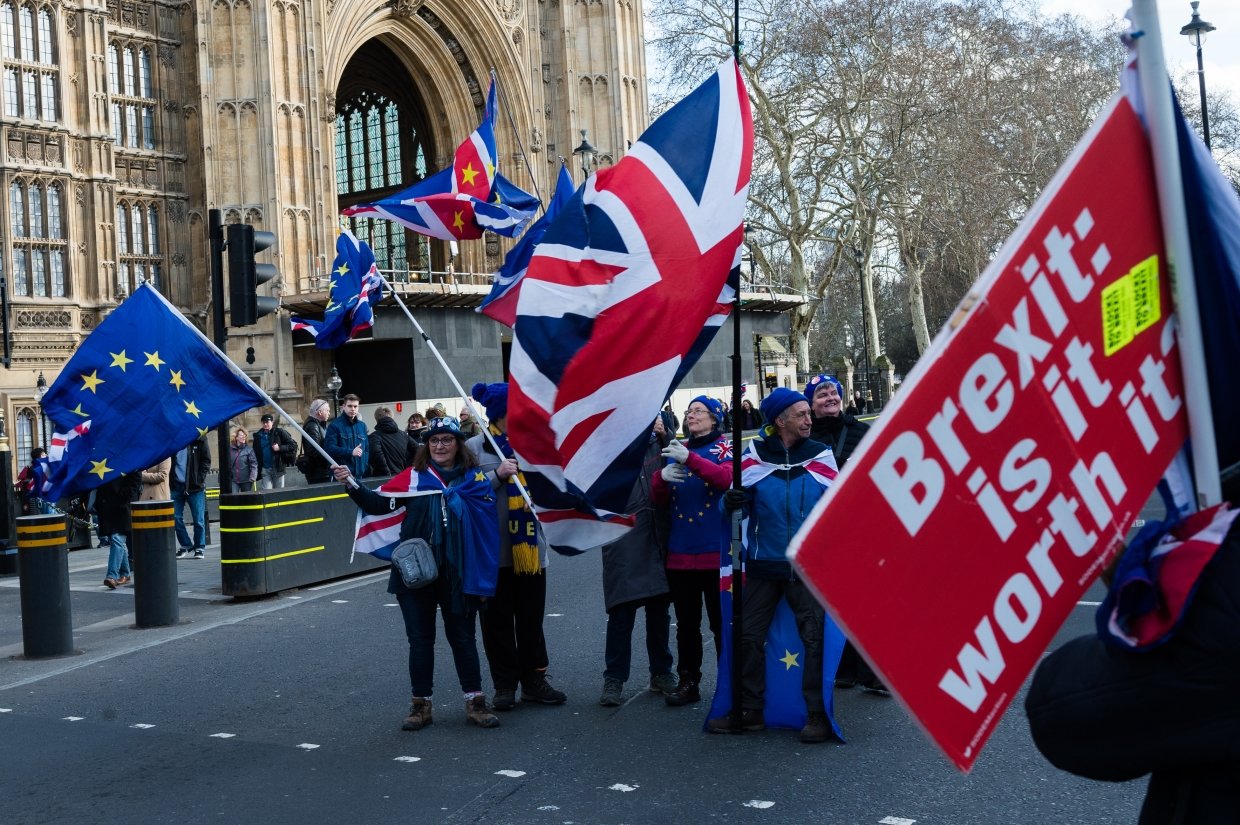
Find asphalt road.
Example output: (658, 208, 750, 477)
(1, 535, 1145, 825)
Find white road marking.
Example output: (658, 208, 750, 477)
(287, 596, 303, 599)
(609, 783, 638, 792)
(879, 817, 917, 824)
(209, 732, 236, 738)
(296, 743, 320, 750)
(537, 806, 559, 811)
(384, 603, 398, 607)
(130, 723, 155, 729)
(393, 756, 421, 763)
(495, 770, 526, 778)
(0, 708, 11, 712)
(546, 613, 563, 617)
(1077, 601, 1101, 606)
(63, 716, 84, 721)
(331, 600, 348, 604)
(743, 800, 774, 809)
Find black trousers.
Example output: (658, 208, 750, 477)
(739, 578, 825, 714)
(667, 568, 721, 683)
(479, 567, 550, 692)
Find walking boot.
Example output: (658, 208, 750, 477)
(664, 678, 701, 707)
(599, 678, 624, 707)
(465, 694, 500, 728)
(800, 711, 830, 744)
(401, 697, 432, 731)
(707, 708, 765, 733)
(492, 689, 517, 711)
(521, 672, 567, 705)
(648, 673, 678, 696)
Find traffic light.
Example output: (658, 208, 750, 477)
(764, 374, 778, 389)
(227, 223, 279, 327)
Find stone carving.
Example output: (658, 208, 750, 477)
(158, 45, 175, 66)
(164, 98, 180, 112)
(73, 141, 84, 171)
(16, 310, 73, 329)
(46, 140, 61, 164)
(530, 126, 542, 152)
(145, 163, 159, 187)
(389, 0, 424, 18)
(78, 241, 88, 253)
(75, 183, 85, 204)
(168, 200, 186, 223)
(66, 10, 79, 36)
(7, 136, 23, 161)
(495, 0, 523, 24)
(171, 251, 187, 265)
(512, 28, 523, 48)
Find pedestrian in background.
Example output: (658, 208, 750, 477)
(599, 415, 675, 706)
(172, 433, 211, 559)
(325, 394, 369, 478)
(254, 413, 297, 489)
(96, 471, 141, 589)
(298, 399, 333, 484)
(369, 405, 414, 476)
(406, 412, 429, 449)
(228, 427, 258, 492)
(458, 407, 484, 438)
(139, 457, 171, 501)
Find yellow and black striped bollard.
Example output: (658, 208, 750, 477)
(131, 499, 180, 628)
(16, 513, 74, 658)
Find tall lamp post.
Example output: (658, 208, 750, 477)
(34, 371, 48, 450)
(1181, 1, 1216, 151)
(853, 246, 872, 413)
(326, 366, 343, 417)
(573, 129, 597, 182)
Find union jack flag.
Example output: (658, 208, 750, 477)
(709, 438, 733, 462)
(342, 77, 539, 240)
(290, 230, 383, 348)
(507, 58, 753, 553)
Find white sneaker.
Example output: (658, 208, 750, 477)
(192, 549, 205, 559)
(176, 548, 190, 559)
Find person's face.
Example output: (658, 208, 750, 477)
(262, 420, 273, 431)
(778, 402, 813, 440)
(316, 405, 330, 422)
(812, 382, 842, 418)
(685, 402, 715, 436)
(652, 416, 666, 437)
(234, 430, 247, 445)
(342, 400, 359, 418)
(427, 434, 459, 465)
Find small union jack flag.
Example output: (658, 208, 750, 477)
(710, 439, 733, 462)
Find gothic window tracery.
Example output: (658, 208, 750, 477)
(0, 1, 59, 122)
(116, 199, 162, 293)
(6, 178, 66, 298)
(108, 40, 155, 149)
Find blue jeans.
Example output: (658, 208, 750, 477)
(171, 485, 206, 550)
(396, 581, 482, 697)
(106, 532, 131, 580)
(604, 595, 673, 683)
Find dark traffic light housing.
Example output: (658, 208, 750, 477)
(227, 223, 280, 327)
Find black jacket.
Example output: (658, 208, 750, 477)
(175, 434, 212, 493)
(300, 416, 330, 481)
(368, 416, 414, 477)
(94, 472, 142, 535)
(253, 425, 298, 476)
(810, 413, 870, 468)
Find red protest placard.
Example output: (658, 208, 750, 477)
(790, 94, 1189, 772)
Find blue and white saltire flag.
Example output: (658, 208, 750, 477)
(478, 163, 577, 327)
(705, 438, 846, 735)
(41, 283, 266, 502)
(507, 58, 753, 554)
(290, 230, 383, 349)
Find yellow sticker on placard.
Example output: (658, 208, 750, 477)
(1101, 254, 1160, 356)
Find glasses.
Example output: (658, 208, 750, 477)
(428, 436, 457, 447)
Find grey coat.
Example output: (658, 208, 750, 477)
(465, 432, 549, 570)
(600, 430, 671, 612)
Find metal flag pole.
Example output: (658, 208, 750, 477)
(491, 68, 545, 211)
(375, 274, 536, 511)
(1132, 0, 1222, 507)
(728, 2, 746, 734)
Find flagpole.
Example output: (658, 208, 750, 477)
(728, 12, 746, 734)
(492, 70, 545, 210)
(375, 275, 537, 511)
(1132, 0, 1222, 507)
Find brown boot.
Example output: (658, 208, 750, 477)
(401, 697, 432, 731)
(664, 678, 700, 707)
(465, 695, 500, 728)
(800, 711, 830, 744)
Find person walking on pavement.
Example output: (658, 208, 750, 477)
(96, 471, 141, 589)
(17, 448, 52, 515)
(334, 415, 502, 732)
(804, 373, 887, 695)
(650, 395, 733, 707)
(325, 393, 369, 479)
(710, 387, 835, 743)
(369, 405, 414, 477)
(254, 413, 297, 490)
(228, 427, 258, 492)
(140, 457, 171, 502)
(465, 382, 567, 710)
(599, 415, 676, 706)
(298, 399, 333, 484)
(172, 434, 211, 559)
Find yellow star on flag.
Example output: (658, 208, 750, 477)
(169, 370, 186, 391)
(109, 350, 133, 371)
(453, 211, 465, 231)
(335, 262, 349, 277)
(197, 427, 209, 438)
(144, 351, 165, 371)
(460, 162, 479, 187)
(779, 650, 800, 671)
(325, 300, 338, 313)
(184, 399, 201, 418)
(71, 403, 88, 417)
(486, 161, 495, 179)
(89, 458, 112, 479)
(80, 370, 105, 394)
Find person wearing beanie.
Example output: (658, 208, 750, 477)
(803, 374, 886, 695)
(708, 387, 840, 743)
(650, 394, 733, 707)
(465, 381, 567, 710)
(253, 412, 297, 490)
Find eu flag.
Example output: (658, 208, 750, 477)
(290, 230, 382, 349)
(41, 283, 266, 501)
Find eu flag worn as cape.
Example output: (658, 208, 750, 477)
(290, 231, 383, 348)
(41, 283, 266, 502)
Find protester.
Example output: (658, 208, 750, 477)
(712, 387, 833, 743)
(335, 416, 502, 731)
(297, 399, 333, 484)
(139, 457, 171, 501)
(599, 415, 675, 706)
(325, 393, 369, 478)
(738, 398, 763, 430)
(95, 470, 141, 589)
(171, 433, 211, 559)
(466, 382, 567, 710)
(369, 405, 414, 477)
(662, 402, 680, 437)
(650, 395, 732, 707)
(406, 413, 429, 449)
(458, 407, 483, 438)
(254, 413, 297, 489)
(228, 427, 258, 492)
(16, 447, 51, 515)
(804, 373, 886, 695)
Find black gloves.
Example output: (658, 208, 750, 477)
(724, 488, 749, 512)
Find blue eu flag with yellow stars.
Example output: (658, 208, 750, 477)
(41, 283, 266, 501)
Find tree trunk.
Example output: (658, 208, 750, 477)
(907, 261, 931, 355)
(790, 303, 814, 373)
(860, 259, 881, 361)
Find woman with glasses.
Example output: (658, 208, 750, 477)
(335, 416, 502, 732)
(228, 427, 258, 492)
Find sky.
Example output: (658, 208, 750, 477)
(1040, 0, 1240, 101)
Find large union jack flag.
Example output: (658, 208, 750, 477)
(507, 58, 753, 553)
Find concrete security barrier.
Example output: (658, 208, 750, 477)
(17, 513, 74, 658)
(219, 481, 387, 597)
(131, 500, 180, 627)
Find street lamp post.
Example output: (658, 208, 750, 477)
(326, 366, 343, 417)
(573, 129, 597, 182)
(853, 246, 871, 413)
(34, 371, 48, 450)
(1181, 1, 1216, 151)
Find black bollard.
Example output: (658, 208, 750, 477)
(17, 513, 74, 658)
(131, 500, 179, 627)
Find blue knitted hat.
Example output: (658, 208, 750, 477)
(470, 382, 509, 422)
(761, 386, 806, 424)
(803, 373, 843, 402)
(690, 395, 725, 429)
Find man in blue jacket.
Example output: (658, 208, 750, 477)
(712, 387, 835, 743)
(325, 393, 369, 479)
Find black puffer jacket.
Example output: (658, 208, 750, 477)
(368, 416, 414, 477)
(809, 413, 869, 468)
